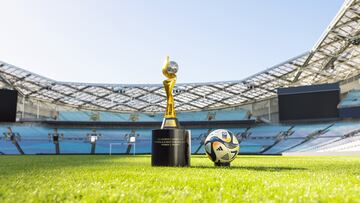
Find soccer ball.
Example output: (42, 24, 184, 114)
(167, 61, 178, 74)
(204, 129, 240, 165)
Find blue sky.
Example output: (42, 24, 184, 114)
(0, 0, 344, 84)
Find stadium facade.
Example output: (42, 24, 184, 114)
(1, 0, 360, 155)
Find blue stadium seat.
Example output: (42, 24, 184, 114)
(248, 125, 289, 138)
(239, 146, 264, 153)
(0, 141, 19, 154)
(286, 137, 340, 152)
(264, 138, 305, 154)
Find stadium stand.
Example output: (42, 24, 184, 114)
(339, 89, 360, 108)
(317, 136, 360, 152)
(338, 89, 360, 118)
(58, 108, 250, 122)
(0, 120, 358, 155)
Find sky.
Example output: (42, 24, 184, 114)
(0, 0, 344, 84)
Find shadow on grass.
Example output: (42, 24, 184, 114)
(191, 165, 307, 171)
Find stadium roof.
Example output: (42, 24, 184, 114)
(0, 0, 360, 113)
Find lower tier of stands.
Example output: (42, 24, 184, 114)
(0, 121, 359, 155)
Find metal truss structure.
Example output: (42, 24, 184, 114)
(0, 0, 360, 113)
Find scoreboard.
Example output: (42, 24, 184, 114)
(278, 83, 339, 121)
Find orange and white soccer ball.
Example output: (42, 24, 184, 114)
(204, 129, 240, 164)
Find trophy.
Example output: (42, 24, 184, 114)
(151, 56, 191, 167)
(161, 56, 180, 129)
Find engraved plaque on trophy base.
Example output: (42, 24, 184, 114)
(152, 129, 191, 167)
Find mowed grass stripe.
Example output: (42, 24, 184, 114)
(0, 155, 359, 202)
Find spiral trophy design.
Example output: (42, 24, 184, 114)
(161, 56, 180, 129)
(151, 56, 191, 167)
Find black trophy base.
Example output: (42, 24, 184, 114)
(152, 129, 190, 167)
(214, 162, 230, 167)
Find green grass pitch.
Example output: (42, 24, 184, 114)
(0, 155, 359, 202)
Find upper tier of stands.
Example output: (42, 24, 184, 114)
(48, 86, 360, 122)
(338, 89, 360, 108)
(58, 108, 251, 122)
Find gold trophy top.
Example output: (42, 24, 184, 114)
(162, 56, 178, 79)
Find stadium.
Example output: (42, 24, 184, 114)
(1, 0, 360, 202)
